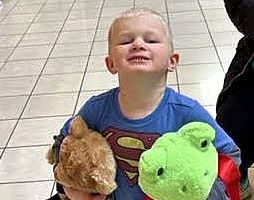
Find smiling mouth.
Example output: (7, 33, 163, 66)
(128, 56, 150, 61)
(128, 57, 150, 64)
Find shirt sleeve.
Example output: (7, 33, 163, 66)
(185, 101, 241, 166)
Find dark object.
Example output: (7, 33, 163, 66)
(216, 0, 254, 182)
(46, 193, 61, 200)
(216, 38, 254, 180)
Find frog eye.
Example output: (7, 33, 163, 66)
(200, 139, 209, 150)
(157, 167, 164, 176)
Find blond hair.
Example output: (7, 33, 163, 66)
(107, 7, 173, 52)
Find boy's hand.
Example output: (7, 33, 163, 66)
(63, 186, 107, 200)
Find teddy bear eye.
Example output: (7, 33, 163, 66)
(200, 139, 208, 148)
(157, 167, 164, 176)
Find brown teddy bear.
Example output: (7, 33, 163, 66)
(46, 116, 117, 198)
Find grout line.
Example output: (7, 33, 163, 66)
(0, 0, 51, 158)
(196, 0, 225, 73)
(0, 1, 49, 74)
(48, 0, 111, 195)
(0, 0, 22, 23)
(72, 0, 107, 115)
(0, 114, 71, 122)
(0, 179, 54, 185)
(50, 181, 57, 198)
(3, 144, 50, 149)
(0, 71, 83, 79)
(165, 0, 180, 93)
(0, 91, 78, 99)
(0, 1, 79, 195)
(0, 0, 78, 161)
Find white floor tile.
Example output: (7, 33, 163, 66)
(22, 93, 77, 118)
(177, 47, 219, 65)
(0, 47, 13, 62)
(33, 73, 83, 94)
(0, 96, 28, 120)
(0, 35, 22, 48)
(177, 63, 224, 84)
(0, 23, 30, 36)
(50, 42, 92, 58)
(82, 71, 118, 91)
(0, 146, 53, 182)
(19, 32, 59, 46)
(8, 116, 68, 147)
(57, 30, 95, 44)
(0, 59, 46, 78)
(63, 18, 97, 31)
(0, 120, 17, 147)
(43, 56, 87, 74)
(179, 81, 223, 106)
(9, 45, 53, 61)
(0, 181, 54, 200)
(27, 21, 63, 33)
(0, 76, 37, 96)
(173, 33, 213, 49)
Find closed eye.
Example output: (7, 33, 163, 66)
(146, 39, 160, 43)
(120, 41, 132, 45)
(118, 37, 133, 45)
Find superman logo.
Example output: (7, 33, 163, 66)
(102, 127, 160, 185)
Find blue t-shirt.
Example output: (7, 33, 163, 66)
(64, 87, 238, 200)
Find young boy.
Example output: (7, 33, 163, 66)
(49, 8, 240, 200)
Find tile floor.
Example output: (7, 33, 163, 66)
(0, 0, 243, 199)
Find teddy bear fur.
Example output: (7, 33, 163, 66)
(248, 165, 254, 189)
(47, 116, 117, 195)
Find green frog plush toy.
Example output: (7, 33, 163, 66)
(138, 122, 218, 200)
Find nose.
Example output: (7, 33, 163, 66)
(131, 38, 146, 51)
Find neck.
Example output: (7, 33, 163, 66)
(118, 80, 166, 119)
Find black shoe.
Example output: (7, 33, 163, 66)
(47, 193, 61, 200)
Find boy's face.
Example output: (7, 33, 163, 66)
(105, 14, 177, 78)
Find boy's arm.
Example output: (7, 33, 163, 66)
(188, 102, 241, 166)
(208, 178, 230, 200)
(224, 0, 254, 39)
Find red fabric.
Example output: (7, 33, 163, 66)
(218, 154, 241, 200)
(143, 196, 153, 200)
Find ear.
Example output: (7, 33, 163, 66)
(167, 53, 179, 72)
(105, 56, 117, 74)
(70, 116, 89, 139)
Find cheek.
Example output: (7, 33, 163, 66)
(112, 46, 128, 57)
(152, 46, 169, 58)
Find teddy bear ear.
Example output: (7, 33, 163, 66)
(69, 116, 89, 139)
(179, 122, 215, 148)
